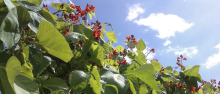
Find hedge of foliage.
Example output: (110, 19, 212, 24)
(0, 0, 219, 94)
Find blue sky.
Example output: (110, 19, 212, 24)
(42, 0, 219, 88)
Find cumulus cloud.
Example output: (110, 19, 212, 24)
(201, 43, 220, 69)
(133, 13, 194, 39)
(164, 39, 171, 46)
(126, 3, 144, 21)
(165, 46, 198, 58)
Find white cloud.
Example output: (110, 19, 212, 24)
(201, 43, 220, 69)
(163, 39, 171, 46)
(118, 33, 121, 36)
(165, 46, 198, 58)
(126, 3, 144, 21)
(133, 13, 194, 39)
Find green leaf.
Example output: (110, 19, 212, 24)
(52, 3, 73, 12)
(12, 0, 43, 7)
(69, 70, 91, 93)
(184, 65, 200, 77)
(0, 66, 15, 94)
(89, 12, 92, 19)
(0, 6, 30, 48)
(128, 79, 136, 94)
(19, 62, 33, 80)
(41, 8, 57, 25)
(55, 22, 70, 31)
(100, 66, 129, 94)
(139, 84, 147, 94)
(4, 0, 15, 10)
(105, 31, 117, 43)
(89, 44, 104, 67)
(91, 66, 102, 92)
(31, 55, 50, 77)
(37, 20, 73, 62)
(103, 43, 110, 53)
(14, 75, 39, 94)
(202, 82, 212, 93)
(124, 64, 160, 91)
(91, 11, 96, 18)
(136, 51, 147, 64)
(64, 32, 83, 43)
(104, 84, 118, 94)
(0, 41, 4, 51)
(41, 77, 68, 92)
(13, 1, 41, 12)
(89, 76, 101, 94)
(6, 56, 22, 91)
(136, 39, 146, 51)
(151, 61, 161, 71)
(184, 76, 198, 92)
(114, 45, 124, 53)
(22, 43, 29, 61)
(187, 65, 191, 69)
(101, 23, 106, 32)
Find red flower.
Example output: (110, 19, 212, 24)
(131, 35, 134, 38)
(214, 79, 216, 82)
(63, 29, 69, 35)
(113, 50, 117, 55)
(76, 41, 82, 47)
(133, 38, 138, 44)
(168, 83, 171, 87)
(109, 54, 113, 59)
(93, 30, 101, 40)
(155, 59, 158, 62)
(76, 6, 81, 12)
(177, 57, 180, 59)
(139, 87, 140, 90)
(70, 4, 76, 9)
(90, 5, 95, 10)
(126, 35, 131, 41)
(81, 11, 86, 17)
(211, 79, 213, 82)
(121, 60, 126, 65)
(180, 55, 183, 58)
(198, 86, 202, 90)
(86, 6, 91, 12)
(92, 62, 99, 67)
(183, 58, 187, 60)
(66, 75, 69, 79)
(150, 48, 155, 53)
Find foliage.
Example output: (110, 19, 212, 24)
(0, 0, 219, 94)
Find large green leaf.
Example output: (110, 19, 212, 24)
(41, 77, 68, 92)
(19, 62, 33, 80)
(28, 11, 47, 33)
(105, 31, 117, 43)
(202, 82, 213, 93)
(124, 64, 160, 91)
(184, 76, 198, 92)
(136, 38, 146, 51)
(114, 45, 124, 53)
(184, 65, 200, 77)
(89, 76, 101, 94)
(139, 84, 147, 94)
(4, 0, 15, 10)
(128, 79, 136, 94)
(104, 84, 118, 94)
(69, 70, 91, 93)
(64, 32, 83, 43)
(91, 66, 102, 92)
(14, 75, 39, 94)
(37, 20, 73, 62)
(89, 43, 104, 66)
(6, 56, 22, 91)
(41, 8, 57, 25)
(151, 61, 161, 71)
(100, 66, 129, 94)
(0, 66, 15, 94)
(136, 50, 147, 64)
(101, 23, 106, 32)
(11, 0, 43, 7)
(0, 6, 30, 48)
(13, 1, 41, 12)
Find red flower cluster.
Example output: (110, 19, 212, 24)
(150, 48, 155, 53)
(63, 29, 69, 35)
(91, 20, 102, 40)
(126, 35, 138, 45)
(189, 86, 196, 92)
(43, 4, 49, 10)
(176, 55, 187, 68)
(76, 41, 83, 47)
(85, 3, 95, 12)
(153, 59, 158, 62)
(117, 60, 126, 66)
